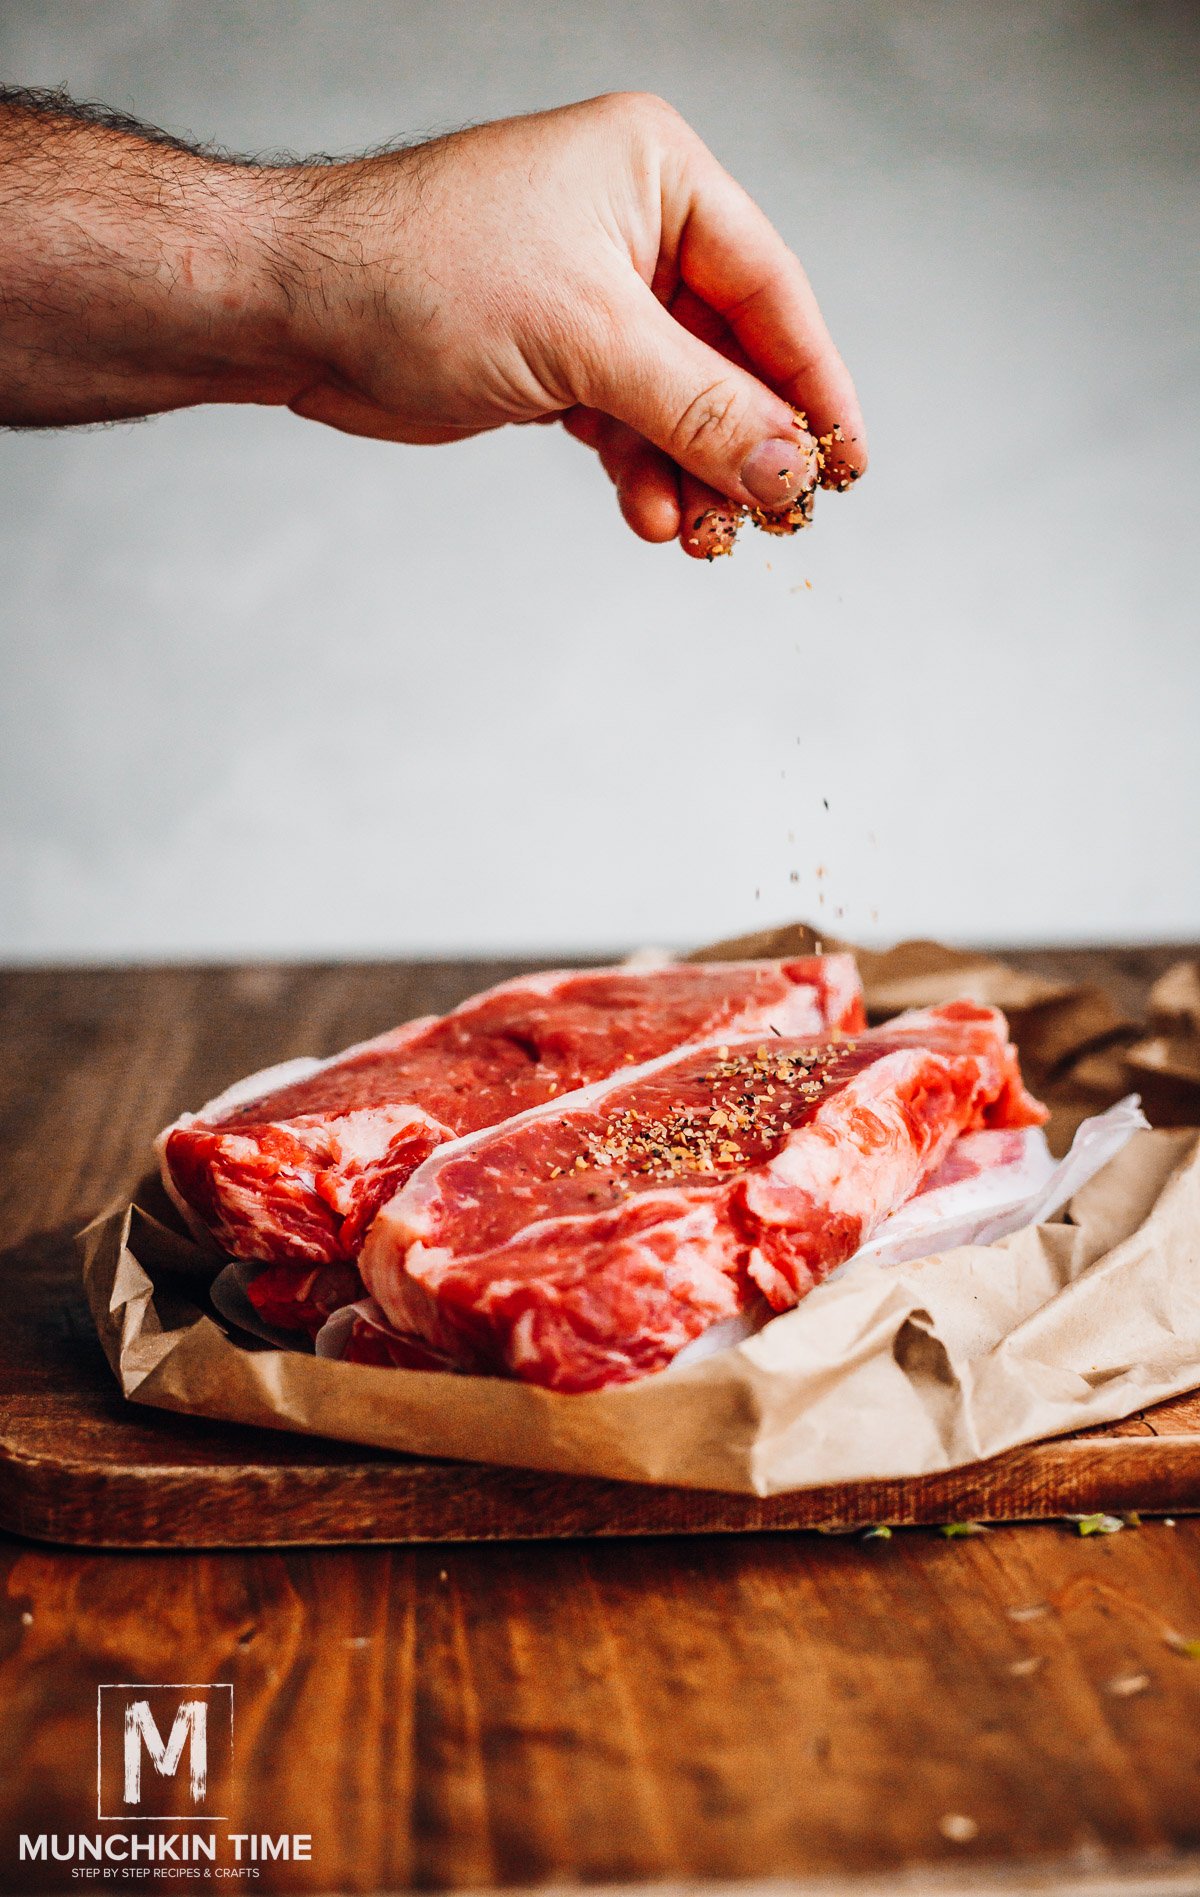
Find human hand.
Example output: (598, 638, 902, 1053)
(0, 88, 866, 556)
(276, 93, 867, 557)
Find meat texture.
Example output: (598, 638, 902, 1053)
(158, 958, 864, 1323)
(356, 1001, 1047, 1393)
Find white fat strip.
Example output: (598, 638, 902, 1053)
(153, 1014, 439, 1241)
(855, 1096, 1147, 1267)
(745, 1048, 966, 1237)
(850, 1128, 1054, 1266)
(673, 1097, 1147, 1368)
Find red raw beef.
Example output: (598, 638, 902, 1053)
(355, 1001, 1046, 1393)
(237, 1262, 365, 1340)
(158, 958, 864, 1334)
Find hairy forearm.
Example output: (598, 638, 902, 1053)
(0, 90, 314, 426)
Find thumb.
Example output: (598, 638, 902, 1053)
(581, 283, 820, 512)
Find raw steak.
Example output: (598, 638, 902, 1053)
(356, 1001, 1047, 1392)
(234, 1261, 365, 1338)
(159, 958, 864, 1313)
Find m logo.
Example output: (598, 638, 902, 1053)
(124, 1699, 207, 1804)
(97, 1684, 233, 1820)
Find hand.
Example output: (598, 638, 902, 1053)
(0, 89, 866, 556)
(279, 94, 868, 557)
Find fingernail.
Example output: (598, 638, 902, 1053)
(740, 435, 819, 510)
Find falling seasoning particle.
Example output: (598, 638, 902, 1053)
(940, 1521, 988, 1538)
(1008, 1603, 1049, 1622)
(1165, 1632, 1200, 1659)
(1165, 1518, 1177, 1527)
(1008, 1656, 1043, 1678)
(938, 1814, 978, 1844)
(1105, 1672, 1150, 1697)
(822, 798, 829, 810)
(20, 1611, 32, 1627)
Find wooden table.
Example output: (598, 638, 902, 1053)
(3, 950, 1200, 1896)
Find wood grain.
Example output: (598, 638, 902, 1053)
(3, 953, 1200, 1891)
(5, 1520, 1200, 1890)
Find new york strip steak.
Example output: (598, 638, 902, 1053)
(354, 1002, 1047, 1392)
(159, 957, 864, 1332)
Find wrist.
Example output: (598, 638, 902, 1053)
(246, 152, 429, 398)
(164, 160, 323, 407)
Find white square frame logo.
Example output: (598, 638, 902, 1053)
(97, 1683, 233, 1821)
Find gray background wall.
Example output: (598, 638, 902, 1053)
(1, 1, 1196, 960)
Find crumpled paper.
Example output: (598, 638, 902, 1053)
(78, 928, 1200, 1496)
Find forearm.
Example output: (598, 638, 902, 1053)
(0, 92, 308, 426)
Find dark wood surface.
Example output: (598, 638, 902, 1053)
(4, 949, 1200, 1893)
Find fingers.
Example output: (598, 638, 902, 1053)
(664, 137, 868, 486)
(568, 410, 681, 542)
(563, 99, 869, 551)
(668, 289, 747, 557)
(566, 410, 733, 553)
(614, 433, 681, 542)
(582, 281, 822, 513)
(679, 470, 741, 561)
(561, 406, 604, 450)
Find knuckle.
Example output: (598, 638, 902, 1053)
(598, 90, 685, 136)
(670, 379, 743, 464)
(631, 91, 681, 125)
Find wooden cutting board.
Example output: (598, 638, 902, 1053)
(4, 1218, 1200, 1547)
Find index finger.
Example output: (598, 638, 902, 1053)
(661, 134, 868, 487)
